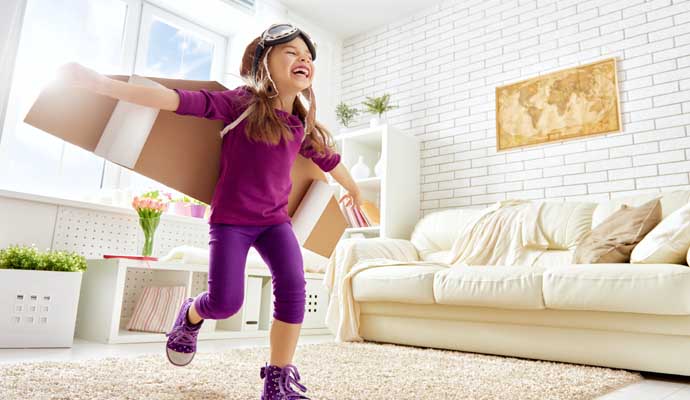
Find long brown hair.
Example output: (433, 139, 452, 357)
(236, 36, 336, 156)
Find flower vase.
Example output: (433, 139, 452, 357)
(374, 151, 383, 177)
(350, 155, 370, 179)
(139, 216, 160, 256)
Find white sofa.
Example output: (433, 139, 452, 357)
(339, 190, 690, 376)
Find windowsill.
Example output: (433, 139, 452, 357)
(0, 188, 208, 225)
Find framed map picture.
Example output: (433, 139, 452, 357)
(495, 57, 621, 151)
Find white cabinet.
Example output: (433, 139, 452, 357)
(330, 123, 420, 240)
(75, 258, 330, 344)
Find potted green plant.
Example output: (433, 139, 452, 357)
(0, 244, 87, 348)
(362, 93, 398, 128)
(335, 101, 360, 132)
(188, 197, 209, 219)
(170, 195, 192, 216)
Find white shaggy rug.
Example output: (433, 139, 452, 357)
(0, 341, 642, 399)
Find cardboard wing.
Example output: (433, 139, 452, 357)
(23, 74, 347, 257)
(24, 74, 224, 205)
(290, 179, 348, 258)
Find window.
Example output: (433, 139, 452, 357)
(0, 0, 227, 203)
(117, 3, 226, 198)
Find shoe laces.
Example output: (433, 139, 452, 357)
(260, 364, 310, 399)
(165, 324, 199, 348)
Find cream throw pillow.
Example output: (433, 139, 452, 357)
(631, 201, 690, 265)
(572, 198, 661, 264)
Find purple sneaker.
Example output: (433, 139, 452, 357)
(260, 362, 310, 399)
(165, 297, 203, 367)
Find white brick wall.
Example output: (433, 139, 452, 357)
(339, 0, 690, 216)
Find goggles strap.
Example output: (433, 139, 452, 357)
(304, 86, 315, 134)
(263, 47, 279, 99)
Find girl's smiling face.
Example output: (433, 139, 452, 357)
(267, 36, 315, 95)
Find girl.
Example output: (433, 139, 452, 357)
(58, 23, 363, 399)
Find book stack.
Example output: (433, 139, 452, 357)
(340, 199, 380, 228)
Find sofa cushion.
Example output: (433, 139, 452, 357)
(543, 263, 690, 315)
(410, 208, 484, 258)
(420, 250, 452, 263)
(592, 189, 690, 228)
(433, 266, 546, 310)
(572, 198, 661, 263)
(531, 250, 573, 268)
(351, 265, 447, 304)
(631, 201, 690, 265)
(536, 201, 597, 250)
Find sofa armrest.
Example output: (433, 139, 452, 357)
(323, 237, 420, 293)
(339, 237, 420, 263)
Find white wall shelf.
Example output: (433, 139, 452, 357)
(75, 258, 330, 344)
(330, 123, 420, 240)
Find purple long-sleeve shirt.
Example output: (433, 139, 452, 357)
(173, 85, 341, 226)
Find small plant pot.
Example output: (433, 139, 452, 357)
(172, 201, 191, 216)
(190, 204, 207, 218)
(370, 114, 386, 128)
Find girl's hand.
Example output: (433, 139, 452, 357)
(55, 62, 106, 91)
(339, 191, 363, 208)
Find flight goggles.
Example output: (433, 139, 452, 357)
(252, 23, 317, 78)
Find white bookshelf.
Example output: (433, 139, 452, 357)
(75, 258, 330, 344)
(330, 123, 420, 240)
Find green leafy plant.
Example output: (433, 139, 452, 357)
(141, 190, 160, 199)
(0, 244, 87, 272)
(171, 195, 206, 206)
(362, 93, 398, 117)
(335, 102, 360, 128)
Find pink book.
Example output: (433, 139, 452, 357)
(104, 254, 158, 261)
(356, 205, 371, 226)
(353, 205, 367, 227)
(339, 201, 352, 226)
(346, 205, 360, 227)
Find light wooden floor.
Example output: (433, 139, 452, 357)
(1, 335, 689, 399)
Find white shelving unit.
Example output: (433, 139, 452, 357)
(329, 123, 420, 240)
(75, 258, 330, 344)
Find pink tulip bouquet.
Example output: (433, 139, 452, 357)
(132, 195, 169, 218)
(132, 191, 169, 256)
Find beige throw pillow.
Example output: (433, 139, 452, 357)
(631, 201, 690, 265)
(572, 198, 662, 264)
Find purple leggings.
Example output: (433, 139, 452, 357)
(192, 221, 306, 324)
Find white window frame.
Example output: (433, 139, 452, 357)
(102, 0, 227, 193)
(136, 2, 226, 81)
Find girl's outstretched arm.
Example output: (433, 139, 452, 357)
(55, 62, 180, 111)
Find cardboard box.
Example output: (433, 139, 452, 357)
(23, 75, 347, 258)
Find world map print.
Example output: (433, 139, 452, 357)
(496, 58, 621, 151)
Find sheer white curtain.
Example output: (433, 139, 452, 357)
(0, 0, 128, 199)
(0, 0, 27, 137)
